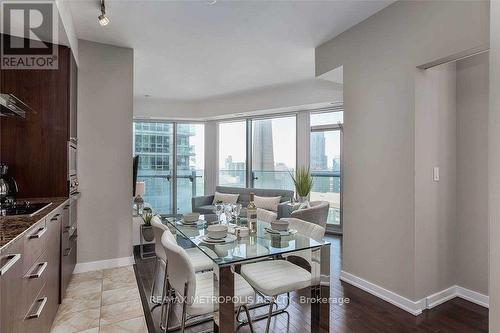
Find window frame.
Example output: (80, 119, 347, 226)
(217, 112, 299, 189)
(310, 108, 343, 235)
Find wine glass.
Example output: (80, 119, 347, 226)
(232, 203, 242, 222)
(214, 203, 223, 223)
(224, 203, 233, 224)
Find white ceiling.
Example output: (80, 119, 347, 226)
(69, 0, 392, 101)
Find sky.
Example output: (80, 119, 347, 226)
(217, 112, 343, 170)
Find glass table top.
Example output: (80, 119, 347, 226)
(161, 214, 328, 266)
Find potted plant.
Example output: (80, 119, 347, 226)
(140, 207, 155, 242)
(290, 167, 313, 208)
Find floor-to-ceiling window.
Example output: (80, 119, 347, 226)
(133, 122, 173, 213)
(251, 116, 296, 190)
(133, 121, 204, 214)
(218, 121, 247, 188)
(310, 110, 343, 232)
(176, 123, 204, 213)
(217, 115, 297, 190)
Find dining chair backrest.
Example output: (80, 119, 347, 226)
(284, 217, 325, 242)
(151, 216, 176, 261)
(257, 208, 278, 223)
(161, 231, 197, 304)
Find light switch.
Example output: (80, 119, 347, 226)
(433, 167, 440, 182)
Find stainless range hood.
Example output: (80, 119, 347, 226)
(0, 93, 35, 118)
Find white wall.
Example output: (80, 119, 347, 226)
(134, 78, 342, 120)
(456, 53, 489, 296)
(414, 63, 457, 299)
(316, 0, 489, 300)
(55, 0, 79, 63)
(77, 40, 134, 264)
(489, 1, 500, 331)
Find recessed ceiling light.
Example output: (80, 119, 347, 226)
(207, 0, 217, 5)
(98, 0, 110, 26)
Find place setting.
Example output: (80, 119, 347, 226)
(264, 219, 297, 236)
(200, 224, 237, 244)
(176, 212, 207, 226)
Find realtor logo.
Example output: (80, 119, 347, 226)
(1, 1, 58, 69)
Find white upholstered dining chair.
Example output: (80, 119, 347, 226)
(160, 231, 255, 333)
(257, 207, 278, 223)
(240, 218, 326, 333)
(150, 217, 215, 305)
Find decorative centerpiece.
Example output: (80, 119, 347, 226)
(290, 167, 313, 208)
(140, 207, 154, 242)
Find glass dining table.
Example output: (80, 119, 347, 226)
(160, 214, 331, 333)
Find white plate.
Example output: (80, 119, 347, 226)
(201, 234, 237, 244)
(264, 228, 297, 236)
(177, 219, 206, 226)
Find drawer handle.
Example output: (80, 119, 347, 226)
(64, 204, 70, 209)
(64, 247, 72, 257)
(0, 253, 21, 276)
(50, 214, 60, 221)
(26, 297, 48, 319)
(26, 262, 48, 279)
(29, 227, 47, 239)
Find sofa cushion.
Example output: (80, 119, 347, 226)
(215, 186, 294, 206)
(213, 192, 239, 204)
(254, 195, 281, 212)
(195, 205, 216, 215)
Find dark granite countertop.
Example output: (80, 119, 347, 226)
(0, 197, 69, 249)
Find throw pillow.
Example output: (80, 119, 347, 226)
(254, 195, 281, 212)
(213, 192, 239, 204)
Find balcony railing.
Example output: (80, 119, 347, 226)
(137, 170, 203, 214)
(139, 169, 341, 226)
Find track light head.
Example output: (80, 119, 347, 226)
(98, 0, 109, 26)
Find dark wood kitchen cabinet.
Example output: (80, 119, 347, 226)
(0, 201, 68, 333)
(60, 203, 75, 300)
(22, 206, 65, 333)
(45, 207, 64, 322)
(69, 50, 78, 140)
(0, 36, 78, 198)
(0, 238, 25, 333)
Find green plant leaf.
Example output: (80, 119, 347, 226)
(289, 167, 313, 197)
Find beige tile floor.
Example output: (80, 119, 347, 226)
(50, 265, 148, 333)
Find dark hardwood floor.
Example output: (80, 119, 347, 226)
(133, 236, 488, 333)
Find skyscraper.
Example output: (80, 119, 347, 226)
(252, 119, 275, 171)
(310, 132, 328, 170)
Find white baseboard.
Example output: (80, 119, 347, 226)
(456, 286, 489, 308)
(426, 286, 489, 309)
(426, 286, 457, 309)
(74, 256, 135, 274)
(340, 270, 489, 316)
(339, 271, 426, 315)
